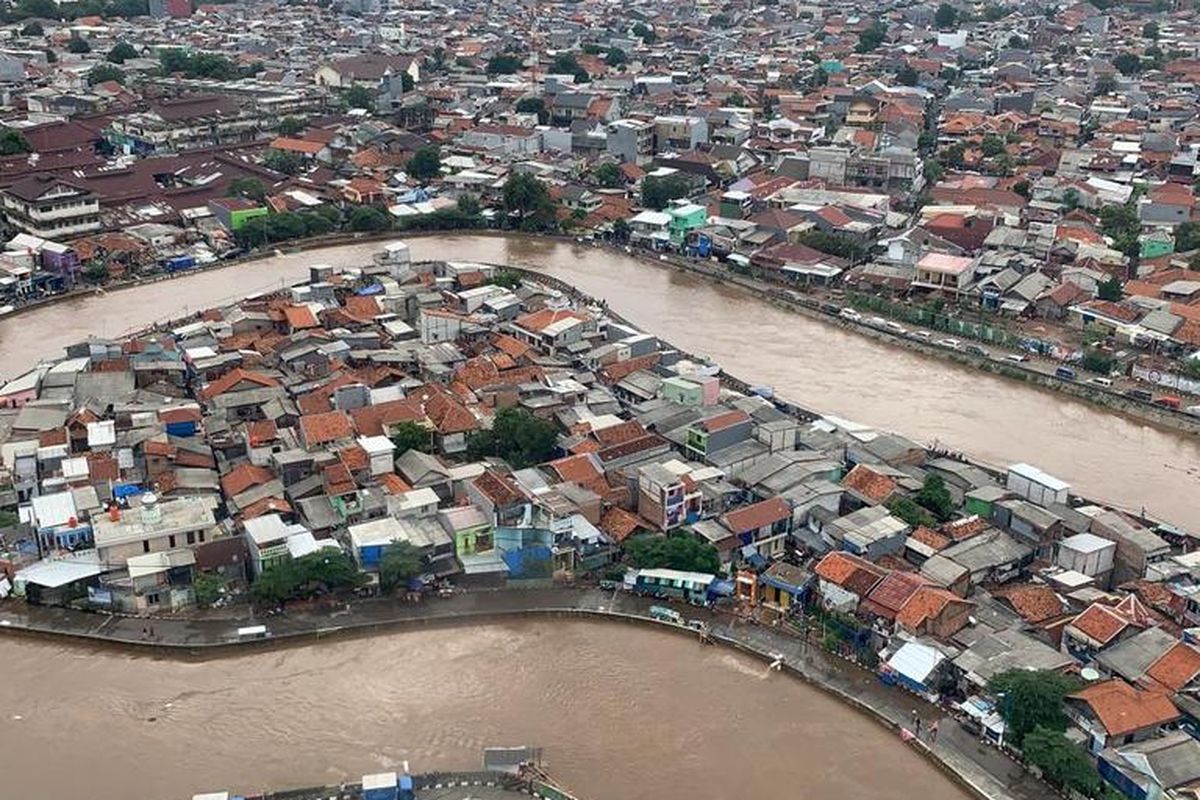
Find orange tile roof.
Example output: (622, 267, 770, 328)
(814, 551, 886, 596)
(514, 307, 591, 333)
(722, 497, 791, 534)
(546, 453, 603, 485)
(350, 398, 424, 436)
(379, 473, 413, 495)
(1145, 642, 1200, 691)
(299, 410, 354, 446)
(199, 368, 280, 400)
(842, 463, 897, 503)
(1069, 680, 1179, 737)
(269, 137, 325, 155)
(1070, 603, 1131, 646)
(600, 506, 642, 543)
(282, 305, 320, 330)
(863, 571, 931, 620)
(993, 583, 1065, 624)
(895, 586, 971, 632)
(220, 463, 276, 497)
(910, 525, 951, 552)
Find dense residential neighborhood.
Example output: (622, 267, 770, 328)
(4, 0, 1200, 798)
(1, 244, 1200, 799)
(0, 0, 1197, 400)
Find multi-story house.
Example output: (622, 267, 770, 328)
(1, 174, 101, 240)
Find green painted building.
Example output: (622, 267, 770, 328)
(668, 199, 707, 245)
(208, 197, 269, 232)
(1139, 229, 1175, 260)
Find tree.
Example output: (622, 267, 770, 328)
(86, 63, 123, 85)
(465, 406, 558, 468)
(710, 12, 733, 27)
(631, 21, 656, 43)
(20, 21, 43, 36)
(641, 173, 693, 210)
(1013, 180, 1031, 199)
(915, 473, 954, 521)
(379, 541, 424, 593)
(229, 177, 266, 201)
(390, 420, 432, 455)
(343, 85, 375, 110)
(1176, 221, 1200, 252)
(550, 51, 588, 83)
(263, 150, 304, 175)
(1062, 187, 1081, 211)
(348, 206, 392, 232)
(1022, 727, 1101, 796)
(456, 194, 482, 217)
(1097, 274, 1123, 301)
(14, 0, 56, 17)
(502, 172, 556, 230)
(106, 41, 137, 63)
(1007, 34, 1027, 49)
(887, 496, 935, 528)
(625, 530, 720, 574)
(612, 218, 631, 242)
(1095, 73, 1118, 95)
(988, 669, 1080, 747)
(856, 21, 887, 53)
(302, 212, 335, 236)
(1113, 52, 1144, 76)
(797, 230, 866, 262)
(401, 72, 414, 92)
(1143, 21, 1159, 40)
(605, 47, 627, 67)
(82, 260, 108, 284)
(980, 134, 1005, 158)
(593, 162, 623, 188)
(0, 127, 30, 156)
(253, 550, 364, 605)
(406, 145, 442, 182)
(486, 53, 522, 74)
(897, 64, 919, 86)
(726, 92, 746, 107)
(193, 573, 223, 607)
(485, 269, 522, 289)
(515, 96, 545, 116)
(923, 159, 945, 184)
(67, 36, 90, 53)
(278, 115, 306, 136)
(934, 2, 958, 28)
(808, 65, 829, 89)
(1080, 348, 1116, 375)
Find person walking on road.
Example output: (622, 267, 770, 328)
(929, 720, 939, 744)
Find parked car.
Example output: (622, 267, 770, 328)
(839, 308, 861, 322)
(884, 321, 907, 335)
(867, 316, 888, 329)
(935, 337, 962, 351)
(649, 606, 683, 624)
(1089, 377, 1114, 387)
(1054, 366, 1077, 381)
(1124, 388, 1153, 402)
(820, 302, 842, 315)
(910, 330, 933, 341)
(1154, 395, 1182, 410)
(1004, 353, 1028, 363)
(965, 344, 990, 357)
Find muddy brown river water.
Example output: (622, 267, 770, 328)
(1, 234, 1196, 527)
(0, 620, 971, 800)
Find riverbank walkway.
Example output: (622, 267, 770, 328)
(0, 588, 1044, 800)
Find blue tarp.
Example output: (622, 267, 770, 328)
(112, 484, 144, 499)
(356, 283, 385, 295)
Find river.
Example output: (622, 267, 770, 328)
(0, 620, 969, 800)
(1, 234, 1197, 526)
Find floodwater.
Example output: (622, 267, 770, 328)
(0, 620, 970, 800)
(1, 234, 1197, 526)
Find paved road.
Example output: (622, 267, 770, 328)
(0, 589, 1043, 800)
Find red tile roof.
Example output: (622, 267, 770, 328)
(814, 551, 886, 596)
(721, 497, 791, 534)
(1069, 680, 1179, 737)
(199, 368, 280, 400)
(862, 571, 931, 620)
(221, 463, 275, 497)
(842, 463, 897, 503)
(1145, 642, 1200, 691)
(895, 586, 972, 633)
(299, 410, 354, 447)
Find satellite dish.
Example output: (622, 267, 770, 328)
(1081, 667, 1101, 682)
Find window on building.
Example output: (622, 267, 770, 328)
(142, 539, 150, 553)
